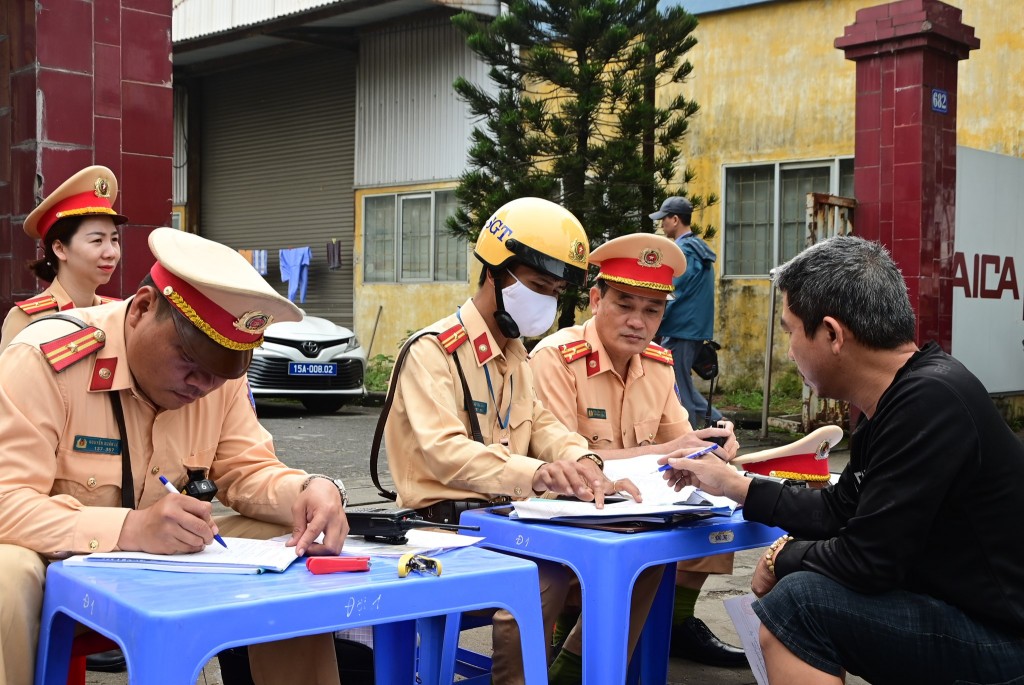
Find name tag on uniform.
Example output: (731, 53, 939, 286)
(473, 400, 488, 415)
(73, 435, 122, 455)
(586, 408, 607, 419)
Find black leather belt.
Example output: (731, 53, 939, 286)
(417, 497, 512, 525)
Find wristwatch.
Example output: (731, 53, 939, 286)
(576, 453, 604, 471)
(301, 474, 349, 508)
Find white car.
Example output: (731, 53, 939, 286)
(248, 316, 367, 413)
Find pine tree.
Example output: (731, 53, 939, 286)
(449, 0, 716, 326)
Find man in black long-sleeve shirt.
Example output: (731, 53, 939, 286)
(665, 235, 1024, 685)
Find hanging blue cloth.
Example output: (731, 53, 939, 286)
(279, 247, 312, 303)
(253, 249, 268, 276)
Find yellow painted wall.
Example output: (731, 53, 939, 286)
(353, 0, 1022, 384)
(353, 183, 475, 359)
(667, 0, 1023, 387)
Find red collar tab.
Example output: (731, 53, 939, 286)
(473, 333, 493, 364)
(90, 357, 118, 390)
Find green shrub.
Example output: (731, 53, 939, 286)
(717, 369, 804, 414)
(365, 353, 395, 392)
(773, 369, 804, 397)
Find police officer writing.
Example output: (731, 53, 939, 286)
(1, 165, 125, 352)
(383, 197, 641, 684)
(0, 229, 349, 685)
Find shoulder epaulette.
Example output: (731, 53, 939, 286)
(15, 294, 59, 316)
(558, 340, 592, 364)
(97, 295, 121, 304)
(641, 342, 674, 366)
(39, 326, 107, 372)
(436, 323, 468, 355)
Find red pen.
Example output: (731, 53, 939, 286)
(306, 556, 372, 574)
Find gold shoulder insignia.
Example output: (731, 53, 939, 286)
(641, 342, 674, 366)
(436, 324, 469, 355)
(16, 294, 59, 316)
(558, 340, 592, 364)
(39, 326, 107, 372)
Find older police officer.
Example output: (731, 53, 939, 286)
(531, 234, 744, 676)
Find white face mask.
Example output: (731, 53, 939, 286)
(501, 274, 558, 337)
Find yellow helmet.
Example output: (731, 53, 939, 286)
(474, 197, 590, 288)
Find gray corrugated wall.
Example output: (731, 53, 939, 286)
(173, 86, 188, 206)
(355, 16, 492, 188)
(200, 48, 356, 328)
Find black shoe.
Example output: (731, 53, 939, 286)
(670, 616, 748, 667)
(85, 649, 127, 673)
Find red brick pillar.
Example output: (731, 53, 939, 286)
(0, 0, 172, 312)
(835, 0, 978, 351)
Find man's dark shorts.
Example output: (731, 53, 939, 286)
(754, 571, 1024, 685)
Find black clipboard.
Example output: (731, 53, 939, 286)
(488, 505, 717, 534)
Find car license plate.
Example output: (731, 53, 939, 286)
(288, 362, 338, 376)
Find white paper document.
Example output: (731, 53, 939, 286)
(603, 452, 739, 509)
(63, 537, 302, 575)
(724, 593, 769, 685)
(604, 453, 691, 505)
(509, 451, 739, 521)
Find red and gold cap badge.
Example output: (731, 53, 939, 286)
(233, 311, 273, 336)
(569, 239, 587, 264)
(638, 248, 663, 269)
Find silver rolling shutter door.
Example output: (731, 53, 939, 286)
(201, 49, 356, 327)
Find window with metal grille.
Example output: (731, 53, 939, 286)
(723, 158, 854, 276)
(363, 189, 467, 283)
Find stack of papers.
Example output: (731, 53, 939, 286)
(62, 531, 487, 575)
(62, 537, 302, 575)
(511, 452, 738, 523)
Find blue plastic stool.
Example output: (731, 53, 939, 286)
(455, 508, 783, 683)
(441, 571, 676, 685)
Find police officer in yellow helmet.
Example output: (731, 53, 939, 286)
(384, 197, 641, 683)
(473, 196, 590, 339)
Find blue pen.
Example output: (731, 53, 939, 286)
(158, 475, 228, 548)
(658, 444, 721, 471)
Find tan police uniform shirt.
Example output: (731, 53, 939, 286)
(0, 278, 117, 352)
(0, 300, 307, 556)
(530, 320, 692, 450)
(384, 298, 593, 510)
(532, 321, 734, 574)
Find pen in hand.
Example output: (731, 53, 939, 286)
(658, 443, 722, 471)
(158, 475, 228, 548)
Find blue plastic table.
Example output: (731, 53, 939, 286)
(459, 508, 783, 684)
(35, 545, 548, 685)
